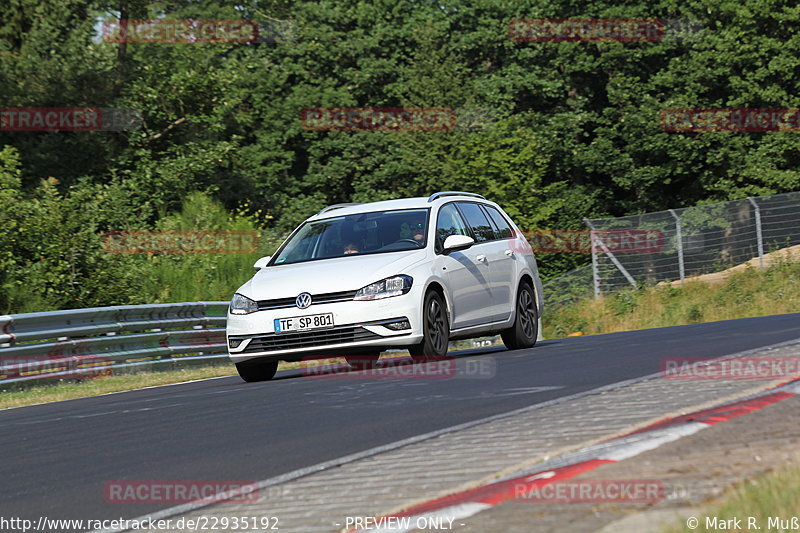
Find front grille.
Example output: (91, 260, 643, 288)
(257, 290, 357, 310)
(238, 325, 381, 353)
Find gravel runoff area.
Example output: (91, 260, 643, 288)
(125, 339, 800, 533)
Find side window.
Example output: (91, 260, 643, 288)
(483, 205, 513, 239)
(457, 202, 495, 243)
(435, 204, 470, 253)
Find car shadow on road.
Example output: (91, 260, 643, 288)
(271, 346, 512, 381)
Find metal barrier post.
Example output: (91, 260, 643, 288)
(584, 218, 601, 299)
(585, 219, 638, 290)
(668, 209, 685, 284)
(747, 197, 764, 268)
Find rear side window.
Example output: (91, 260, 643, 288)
(483, 205, 514, 239)
(435, 203, 470, 253)
(457, 202, 494, 243)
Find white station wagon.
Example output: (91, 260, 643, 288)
(227, 192, 543, 382)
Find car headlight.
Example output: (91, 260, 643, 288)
(354, 275, 413, 301)
(230, 293, 258, 314)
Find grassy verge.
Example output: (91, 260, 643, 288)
(0, 366, 235, 409)
(0, 341, 499, 409)
(0, 359, 346, 410)
(543, 259, 800, 339)
(664, 461, 800, 532)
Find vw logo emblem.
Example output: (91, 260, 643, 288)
(296, 292, 312, 309)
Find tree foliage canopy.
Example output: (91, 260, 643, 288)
(1, 0, 799, 311)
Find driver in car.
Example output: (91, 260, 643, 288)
(399, 219, 426, 245)
(411, 223, 424, 243)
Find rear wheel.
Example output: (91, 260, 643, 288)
(235, 360, 279, 382)
(501, 282, 538, 350)
(409, 291, 450, 361)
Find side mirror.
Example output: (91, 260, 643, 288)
(443, 235, 474, 253)
(253, 256, 271, 271)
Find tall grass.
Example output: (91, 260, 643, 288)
(543, 258, 800, 338)
(664, 460, 800, 533)
(136, 192, 288, 304)
(140, 251, 263, 303)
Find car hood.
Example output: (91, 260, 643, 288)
(239, 250, 428, 300)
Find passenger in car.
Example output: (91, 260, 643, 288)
(343, 242, 360, 254)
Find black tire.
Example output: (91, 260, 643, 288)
(501, 282, 538, 350)
(235, 359, 279, 382)
(409, 291, 450, 361)
(345, 353, 380, 370)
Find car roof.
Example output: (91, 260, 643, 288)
(308, 194, 494, 221)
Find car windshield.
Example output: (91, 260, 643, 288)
(272, 208, 429, 265)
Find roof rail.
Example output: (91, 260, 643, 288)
(427, 191, 486, 203)
(317, 203, 363, 215)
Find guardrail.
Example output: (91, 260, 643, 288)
(0, 302, 229, 385)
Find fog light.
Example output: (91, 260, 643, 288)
(229, 338, 243, 349)
(385, 320, 411, 331)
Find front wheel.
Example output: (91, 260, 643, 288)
(409, 291, 450, 361)
(501, 282, 538, 350)
(235, 359, 279, 382)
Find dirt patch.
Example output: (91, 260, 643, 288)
(661, 244, 800, 287)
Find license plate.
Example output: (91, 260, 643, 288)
(274, 313, 334, 333)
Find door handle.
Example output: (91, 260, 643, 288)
(505, 249, 515, 257)
(476, 254, 487, 263)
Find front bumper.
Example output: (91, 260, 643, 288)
(226, 294, 423, 363)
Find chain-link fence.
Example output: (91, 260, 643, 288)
(542, 191, 800, 306)
(542, 264, 595, 309)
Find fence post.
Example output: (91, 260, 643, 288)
(747, 197, 764, 268)
(584, 218, 601, 299)
(668, 209, 685, 284)
(584, 219, 638, 291)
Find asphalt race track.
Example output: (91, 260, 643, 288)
(2, 313, 799, 525)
